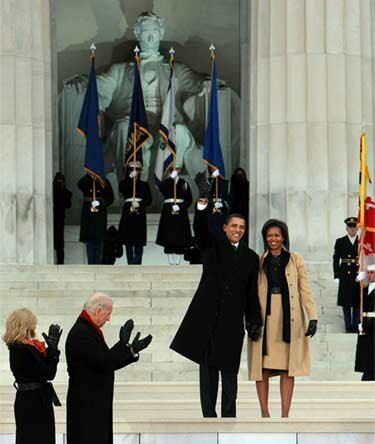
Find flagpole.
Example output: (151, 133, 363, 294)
(89, 43, 99, 213)
(131, 47, 140, 211)
(167, 49, 177, 207)
(209, 44, 220, 211)
(359, 133, 367, 333)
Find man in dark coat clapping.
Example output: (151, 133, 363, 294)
(65, 292, 152, 444)
(170, 211, 262, 417)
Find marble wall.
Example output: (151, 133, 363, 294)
(246, 0, 375, 260)
(0, 0, 53, 264)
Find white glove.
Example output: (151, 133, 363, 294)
(197, 201, 208, 211)
(357, 271, 366, 282)
(131, 200, 140, 208)
(334, 278, 339, 286)
(211, 169, 220, 178)
(170, 170, 179, 179)
(129, 171, 138, 178)
(172, 204, 180, 212)
(91, 200, 100, 208)
(214, 201, 223, 209)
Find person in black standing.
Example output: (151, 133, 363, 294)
(53, 172, 72, 264)
(78, 174, 114, 264)
(333, 217, 360, 332)
(229, 167, 249, 242)
(156, 167, 193, 265)
(355, 264, 375, 380)
(118, 162, 152, 265)
(3, 308, 62, 444)
(170, 213, 262, 417)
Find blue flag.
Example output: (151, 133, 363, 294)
(155, 63, 176, 188)
(123, 61, 151, 174)
(203, 59, 225, 178)
(77, 56, 105, 186)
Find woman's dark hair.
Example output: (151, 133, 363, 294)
(261, 218, 290, 251)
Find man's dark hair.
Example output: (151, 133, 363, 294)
(224, 213, 246, 226)
(261, 218, 290, 251)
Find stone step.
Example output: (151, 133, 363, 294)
(0, 381, 371, 399)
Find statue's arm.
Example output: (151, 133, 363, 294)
(96, 64, 121, 112)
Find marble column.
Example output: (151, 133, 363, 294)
(0, 0, 53, 264)
(246, 0, 375, 261)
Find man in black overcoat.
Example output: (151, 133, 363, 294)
(156, 168, 193, 265)
(333, 217, 360, 332)
(53, 172, 72, 264)
(118, 162, 152, 264)
(355, 264, 375, 380)
(65, 292, 152, 444)
(170, 212, 262, 417)
(78, 174, 114, 264)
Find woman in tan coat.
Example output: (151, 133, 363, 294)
(248, 219, 318, 417)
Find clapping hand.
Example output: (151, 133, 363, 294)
(42, 324, 63, 350)
(131, 332, 153, 354)
(119, 319, 134, 345)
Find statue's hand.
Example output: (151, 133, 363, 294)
(64, 75, 86, 95)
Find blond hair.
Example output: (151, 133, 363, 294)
(2, 308, 37, 346)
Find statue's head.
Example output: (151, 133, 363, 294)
(133, 12, 165, 55)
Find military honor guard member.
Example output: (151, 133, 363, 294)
(78, 174, 114, 264)
(333, 217, 360, 332)
(156, 167, 193, 265)
(355, 264, 375, 381)
(118, 161, 152, 265)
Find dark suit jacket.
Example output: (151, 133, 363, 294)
(65, 317, 137, 444)
(170, 212, 262, 373)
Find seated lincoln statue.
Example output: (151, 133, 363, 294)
(61, 11, 240, 213)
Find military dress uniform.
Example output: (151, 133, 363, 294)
(156, 176, 193, 262)
(355, 282, 375, 380)
(333, 218, 360, 332)
(78, 174, 114, 264)
(118, 175, 152, 265)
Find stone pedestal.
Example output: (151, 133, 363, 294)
(246, 0, 375, 260)
(0, 0, 53, 263)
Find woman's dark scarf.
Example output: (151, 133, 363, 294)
(262, 249, 291, 356)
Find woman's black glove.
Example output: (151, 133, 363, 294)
(42, 324, 63, 350)
(119, 319, 134, 345)
(131, 332, 153, 353)
(305, 320, 318, 337)
(247, 324, 261, 341)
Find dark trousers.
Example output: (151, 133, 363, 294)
(125, 244, 143, 265)
(343, 305, 360, 331)
(199, 363, 238, 417)
(55, 249, 64, 265)
(86, 241, 103, 265)
(362, 371, 375, 381)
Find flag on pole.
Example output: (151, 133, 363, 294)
(77, 54, 105, 186)
(123, 56, 151, 174)
(155, 52, 176, 188)
(358, 133, 374, 269)
(203, 54, 225, 178)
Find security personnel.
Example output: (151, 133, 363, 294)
(333, 217, 360, 332)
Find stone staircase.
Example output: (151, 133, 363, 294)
(0, 263, 361, 384)
(0, 264, 373, 441)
